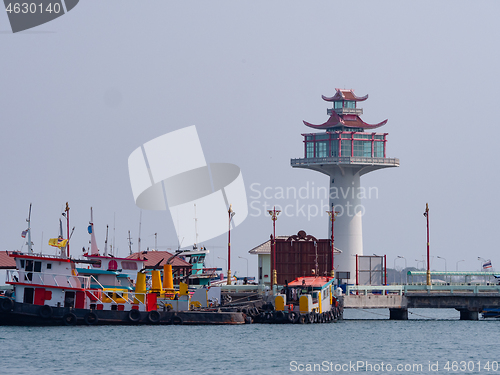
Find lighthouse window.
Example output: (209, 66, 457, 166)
(374, 135, 384, 140)
(334, 102, 342, 109)
(331, 141, 338, 157)
(353, 141, 363, 157)
(340, 140, 351, 157)
(316, 142, 328, 157)
(315, 134, 329, 140)
(374, 142, 384, 157)
(306, 142, 314, 158)
(345, 101, 356, 109)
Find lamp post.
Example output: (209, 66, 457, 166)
(393, 258, 397, 285)
(437, 256, 447, 272)
(326, 204, 339, 278)
(456, 259, 465, 271)
(217, 256, 227, 277)
(238, 256, 248, 278)
(415, 259, 425, 270)
(268, 206, 280, 287)
(423, 203, 430, 286)
(397, 255, 407, 284)
(227, 205, 235, 285)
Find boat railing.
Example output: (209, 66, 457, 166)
(86, 275, 147, 307)
(6, 270, 90, 289)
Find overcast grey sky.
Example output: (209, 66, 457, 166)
(1, 1, 499, 277)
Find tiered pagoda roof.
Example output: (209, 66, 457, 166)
(303, 88, 387, 130)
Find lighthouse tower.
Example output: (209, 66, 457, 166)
(291, 89, 399, 282)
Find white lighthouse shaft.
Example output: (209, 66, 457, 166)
(328, 167, 363, 280)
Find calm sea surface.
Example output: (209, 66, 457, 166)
(0, 309, 499, 375)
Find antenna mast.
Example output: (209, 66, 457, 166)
(128, 230, 133, 256)
(194, 203, 198, 249)
(137, 210, 142, 253)
(26, 203, 33, 254)
(104, 225, 109, 256)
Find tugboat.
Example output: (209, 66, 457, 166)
(0, 205, 246, 325)
(251, 276, 342, 324)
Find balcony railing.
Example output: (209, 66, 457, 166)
(327, 108, 363, 116)
(291, 156, 400, 167)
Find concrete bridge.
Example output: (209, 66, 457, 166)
(343, 284, 500, 320)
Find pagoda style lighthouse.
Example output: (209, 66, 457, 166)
(291, 89, 399, 282)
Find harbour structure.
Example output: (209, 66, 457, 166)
(291, 89, 399, 283)
(248, 232, 341, 287)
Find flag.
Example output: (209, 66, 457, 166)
(48, 238, 68, 248)
(483, 260, 492, 269)
(21, 230, 27, 238)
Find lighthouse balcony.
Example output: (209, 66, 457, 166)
(291, 156, 399, 168)
(328, 107, 363, 116)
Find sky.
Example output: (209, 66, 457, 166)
(1, 1, 499, 279)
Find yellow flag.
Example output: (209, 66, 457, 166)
(48, 238, 68, 248)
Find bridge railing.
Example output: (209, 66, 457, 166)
(404, 284, 500, 294)
(346, 285, 404, 295)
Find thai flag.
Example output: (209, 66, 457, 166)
(483, 260, 492, 269)
(21, 230, 27, 238)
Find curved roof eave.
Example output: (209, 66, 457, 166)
(322, 89, 369, 102)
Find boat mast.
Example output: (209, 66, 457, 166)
(26, 203, 33, 254)
(128, 230, 133, 255)
(65, 202, 70, 257)
(137, 210, 142, 253)
(194, 203, 198, 249)
(104, 225, 109, 256)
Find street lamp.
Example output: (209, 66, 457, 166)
(437, 256, 447, 272)
(397, 256, 407, 284)
(238, 256, 249, 278)
(326, 204, 339, 278)
(268, 206, 281, 287)
(415, 259, 425, 270)
(227, 205, 235, 285)
(423, 203, 430, 286)
(456, 259, 465, 271)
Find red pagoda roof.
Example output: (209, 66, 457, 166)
(303, 114, 387, 130)
(322, 89, 368, 102)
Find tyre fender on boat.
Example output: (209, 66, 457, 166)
(275, 310, 285, 320)
(298, 314, 307, 324)
(39, 304, 53, 319)
(0, 298, 14, 312)
(287, 311, 297, 323)
(171, 315, 183, 325)
(62, 312, 77, 326)
(148, 310, 161, 324)
(128, 309, 141, 322)
(307, 313, 314, 324)
(84, 312, 98, 325)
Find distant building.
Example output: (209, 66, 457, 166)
(249, 231, 341, 286)
(127, 250, 192, 285)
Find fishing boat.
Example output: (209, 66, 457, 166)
(0, 205, 246, 325)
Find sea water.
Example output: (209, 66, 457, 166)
(0, 309, 499, 374)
